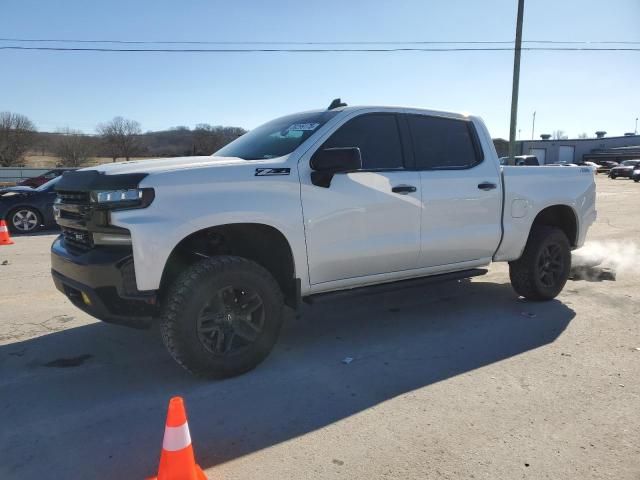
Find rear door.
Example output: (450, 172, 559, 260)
(300, 112, 422, 285)
(405, 114, 502, 268)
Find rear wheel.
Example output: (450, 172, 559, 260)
(160, 256, 284, 378)
(509, 226, 571, 301)
(8, 207, 41, 234)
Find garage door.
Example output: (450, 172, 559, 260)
(558, 146, 575, 164)
(529, 148, 546, 164)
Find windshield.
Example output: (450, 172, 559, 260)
(214, 111, 339, 160)
(36, 176, 61, 192)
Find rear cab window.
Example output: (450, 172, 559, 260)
(406, 114, 483, 170)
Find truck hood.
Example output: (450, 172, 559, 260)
(81, 155, 250, 175)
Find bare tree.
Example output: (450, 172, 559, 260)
(53, 128, 94, 167)
(0, 112, 36, 167)
(96, 116, 142, 161)
(552, 130, 568, 140)
(193, 124, 246, 155)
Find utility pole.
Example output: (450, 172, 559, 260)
(508, 0, 525, 162)
(531, 111, 536, 140)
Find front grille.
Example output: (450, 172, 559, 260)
(55, 188, 129, 256)
(61, 227, 93, 253)
(56, 189, 93, 253)
(60, 209, 84, 221)
(57, 191, 90, 205)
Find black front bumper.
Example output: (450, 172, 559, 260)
(51, 236, 158, 329)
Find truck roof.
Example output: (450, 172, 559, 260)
(316, 104, 473, 121)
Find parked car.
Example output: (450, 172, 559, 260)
(595, 161, 619, 174)
(609, 159, 640, 179)
(499, 155, 540, 166)
(0, 177, 60, 233)
(17, 168, 74, 188)
(51, 102, 597, 378)
(575, 161, 599, 174)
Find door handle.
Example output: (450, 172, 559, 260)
(477, 182, 497, 191)
(392, 185, 417, 194)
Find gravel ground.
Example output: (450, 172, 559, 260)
(0, 175, 638, 479)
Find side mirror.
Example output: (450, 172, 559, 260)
(310, 147, 362, 187)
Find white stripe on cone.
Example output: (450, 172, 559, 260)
(162, 422, 192, 452)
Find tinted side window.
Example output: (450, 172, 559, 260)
(408, 115, 480, 169)
(322, 114, 403, 169)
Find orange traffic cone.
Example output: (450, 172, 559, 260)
(0, 220, 14, 246)
(148, 397, 207, 480)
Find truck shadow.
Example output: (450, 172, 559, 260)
(0, 279, 574, 479)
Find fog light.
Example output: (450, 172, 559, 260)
(81, 291, 92, 306)
(93, 232, 132, 246)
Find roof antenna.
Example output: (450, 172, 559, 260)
(327, 98, 347, 110)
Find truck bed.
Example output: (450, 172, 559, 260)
(494, 166, 597, 262)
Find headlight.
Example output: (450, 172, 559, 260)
(90, 188, 154, 209)
(95, 189, 140, 203)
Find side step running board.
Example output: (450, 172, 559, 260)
(303, 268, 488, 305)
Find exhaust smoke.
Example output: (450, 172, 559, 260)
(570, 240, 640, 281)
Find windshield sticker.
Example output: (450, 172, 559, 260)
(287, 123, 320, 131)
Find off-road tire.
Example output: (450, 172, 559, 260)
(509, 226, 571, 301)
(160, 255, 284, 378)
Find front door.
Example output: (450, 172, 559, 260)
(300, 112, 422, 285)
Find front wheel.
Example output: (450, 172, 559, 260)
(8, 207, 41, 234)
(509, 226, 571, 301)
(160, 256, 284, 378)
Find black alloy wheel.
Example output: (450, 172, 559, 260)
(536, 243, 565, 289)
(160, 256, 284, 378)
(196, 285, 265, 356)
(509, 226, 571, 301)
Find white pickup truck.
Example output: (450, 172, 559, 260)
(51, 101, 597, 378)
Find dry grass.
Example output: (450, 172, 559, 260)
(23, 155, 153, 168)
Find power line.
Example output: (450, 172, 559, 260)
(0, 37, 639, 46)
(0, 38, 513, 45)
(1, 46, 639, 53)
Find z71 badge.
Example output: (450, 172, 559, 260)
(255, 168, 291, 176)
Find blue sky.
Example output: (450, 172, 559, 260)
(2, 0, 639, 139)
